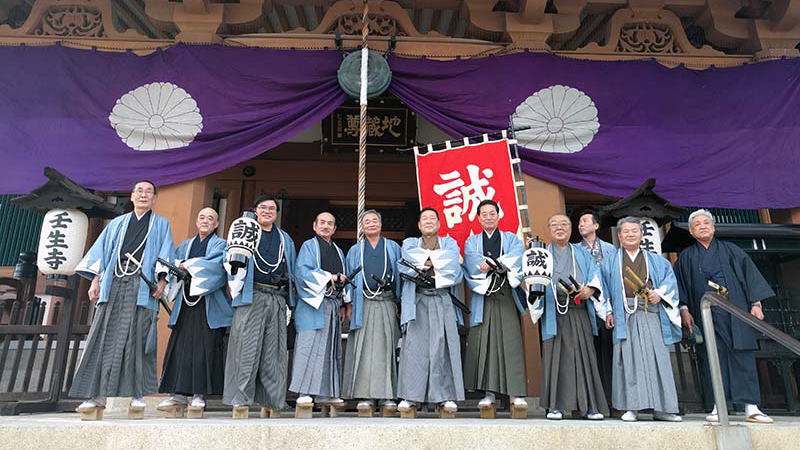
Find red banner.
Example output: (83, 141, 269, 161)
(415, 139, 521, 251)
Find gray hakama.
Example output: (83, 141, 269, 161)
(397, 288, 465, 403)
(289, 294, 342, 398)
(540, 300, 609, 415)
(612, 299, 679, 414)
(223, 285, 288, 409)
(342, 291, 399, 400)
(464, 282, 526, 397)
(69, 274, 157, 399)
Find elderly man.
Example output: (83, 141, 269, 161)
(578, 211, 616, 266)
(675, 209, 775, 423)
(463, 199, 527, 414)
(224, 195, 297, 418)
(602, 217, 682, 422)
(342, 210, 402, 414)
(396, 207, 464, 417)
(291, 212, 349, 410)
(533, 214, 608, 421)
(158, 207, 231, 415)
(71, 180, 173, 419)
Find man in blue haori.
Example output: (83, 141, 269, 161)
(158, 207, 231, 412)
(290, 211, 349, 408)
(71, 180, 173, 416)
(224, 195, 296, 416)
(602, 216, 682, 422)
(531, 214, 609, 420)
(342, 209, 402, 412)
(462, 199, 527, 412)
(396, 207, 465, 416)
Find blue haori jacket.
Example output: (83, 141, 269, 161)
(345, 237, 402, 331)
(398, 236, 464, 327)
(463, 231, 525, 327)
(166, 234, 232, 330)
(224, 226, 297, 310)
(529, 243, 607, 341)
(75, 211, 173, 312)
(294, 236, 347, 332)
(602, 249, 682, 345)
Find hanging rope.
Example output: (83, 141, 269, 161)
(356, 0, 369, 240)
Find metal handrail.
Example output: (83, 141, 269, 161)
(700, 292, 800, 426)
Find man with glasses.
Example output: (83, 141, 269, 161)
(534, 214, 609, 421)
(71, 180, 173, 419)
(224, 195, 297, 418)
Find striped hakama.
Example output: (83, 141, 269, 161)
(69, 274, 157, 399)
(342, 291, 399, 400)
(289, 294, 343, 398)
(397, 288, 465, 404)
(612, 299, 679, 414)
(464, 282, 526, 397)
(223, 285, 288, 409)
(540, 300, 609, 415)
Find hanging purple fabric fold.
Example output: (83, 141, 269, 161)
(0, 44, 346, 192)
(389, 53, 800, 209)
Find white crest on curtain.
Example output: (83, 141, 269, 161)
(109, 82, 203, 151)
(513, 85, 599, 153)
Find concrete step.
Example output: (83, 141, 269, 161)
(1, 411, 797, 449)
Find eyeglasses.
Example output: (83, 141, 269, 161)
(549, 223, 570, 229)
(256, 205, 277, 212)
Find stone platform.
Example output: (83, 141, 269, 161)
(1, 408, 798, 450)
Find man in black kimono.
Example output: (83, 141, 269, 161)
(675, 209, 775, 423)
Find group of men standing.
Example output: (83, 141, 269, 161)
(70, 180, 775, 423)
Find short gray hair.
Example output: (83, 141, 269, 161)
(361, 209, 382, 222)
(688, 209, 715, 226)
(616, 216, 644, 232)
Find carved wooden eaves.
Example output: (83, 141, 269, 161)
(301, 0, 443, 37)
(144, 0, 266, 43)
(581, 7, 725, 56)
(0, 0, 144, 39)
(464, 0, 586, 49)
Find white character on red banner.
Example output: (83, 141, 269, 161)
(432, 164, 504, 229)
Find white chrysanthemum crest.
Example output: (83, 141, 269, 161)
(109, 82, 203, 151)
(513, 85, 599, 153)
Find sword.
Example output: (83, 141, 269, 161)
(484, 251, 509, 275)
(125, 252, 172, 315)
(332, 266, 362, 291)
(624, 266, 673, 312)
(707, 280, 729, 297)
(399, 258, 435, 289)
(156, 257, 191, 283)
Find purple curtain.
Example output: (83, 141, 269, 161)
(2, 45, 799, 208)
(389, 53, 800, 208)
(0, 44, 346, 192)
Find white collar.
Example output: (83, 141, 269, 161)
(483, 229, 497, 239)
(624, 248, 641, 260)
(133, 210, 150, 221)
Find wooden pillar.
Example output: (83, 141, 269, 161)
(151, 178, 214, 376)
(521, 174, 565, 396)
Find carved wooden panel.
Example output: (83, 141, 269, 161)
(0, 0, 143, 39)
(580, 8, 725, 57)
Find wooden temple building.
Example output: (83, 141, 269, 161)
(0, 0, 799, 415)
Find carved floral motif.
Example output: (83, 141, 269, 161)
(617, 22, 680, 54)
(35, 6, 105, 37)
(332, 13, 407, 36)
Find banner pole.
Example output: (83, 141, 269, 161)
(356, 0, 369, 240)
(508, 115, 533, 244)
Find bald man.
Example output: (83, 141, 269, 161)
(158, 207, 232, 413)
